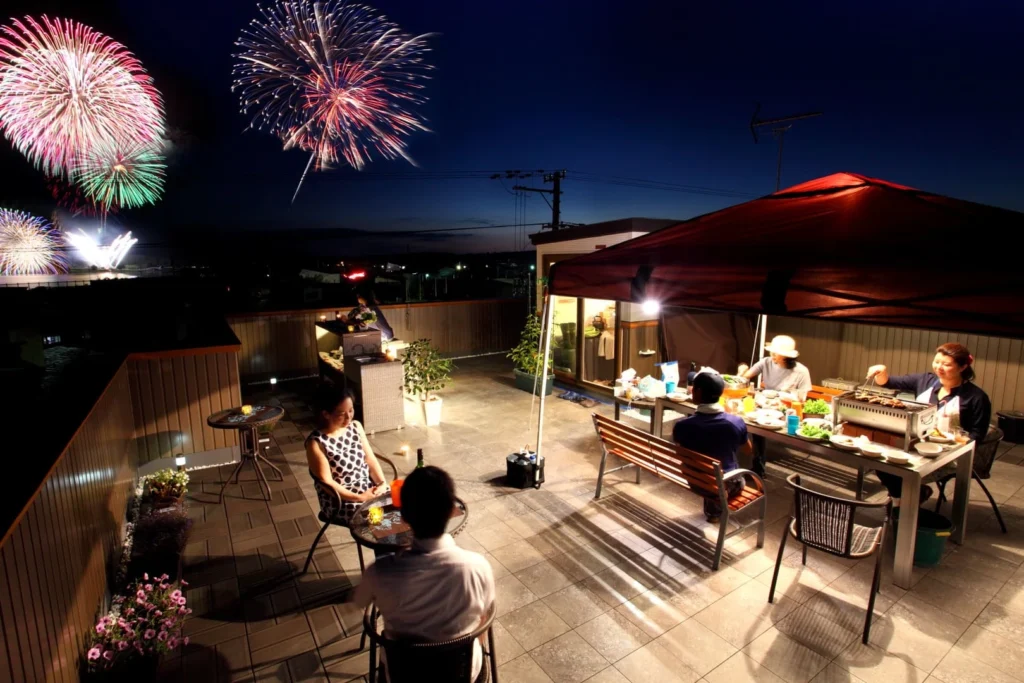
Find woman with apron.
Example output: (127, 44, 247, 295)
(865, 342, 991, 502)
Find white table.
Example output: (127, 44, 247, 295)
(650, 398, 974, 589)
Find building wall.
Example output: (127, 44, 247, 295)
(128, 350, 242, 468)
(0, 363, 137, 683)
(228, 298, 526, 382)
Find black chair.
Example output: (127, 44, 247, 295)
(302, 452, 398, 575)
(769, 474, 892, 644)
(933, 427, 1008, 533)
(363, 602, 499, 683)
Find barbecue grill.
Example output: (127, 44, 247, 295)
(833, 390, 937, 445)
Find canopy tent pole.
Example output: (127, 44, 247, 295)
(759, 314, 768, 363)
(533, 290, 555, 488)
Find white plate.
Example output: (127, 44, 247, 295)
(754, 409, 785, 420)
(914, 442, 944, 457)
(802, 418, 832, 429)
(795, 428, 830, 441)
(859, 443, 887, 458)
(884, 452, 913, 466)
(928, 432, 954, 444)
(829, 434, 860, 451)
(756, 418, 786, 430)
(666, 391, 690, 403)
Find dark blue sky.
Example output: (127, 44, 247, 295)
(4, 0, 1024, 253)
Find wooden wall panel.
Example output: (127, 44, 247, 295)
(127, 351, 242, 467)
(767, 317, 846, 383)
(228, 299, 526, 382)
(0, 363, 136, 683)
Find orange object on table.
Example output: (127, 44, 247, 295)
(390, 478, 404, 508)
(793, 401, 804, 419)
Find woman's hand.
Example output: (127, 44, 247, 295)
(737, 364, 749, 375)
(372, 482, 389, 496)
(866, 364, 889, 384)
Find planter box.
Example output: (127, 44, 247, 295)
(514, 369, 555, 396)
(421, 397, 443, 427)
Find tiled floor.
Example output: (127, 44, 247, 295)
(158, 356, 1024, 683)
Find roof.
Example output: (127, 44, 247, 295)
(549, 173, 1024, 337)
(529, 217, 681, 246)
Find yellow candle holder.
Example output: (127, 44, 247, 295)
(367, 506, 384, 525)
(400, 445, 410, 455)
(241, 405, 253, 416)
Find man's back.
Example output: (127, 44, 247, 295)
(672, 411, 747, 471)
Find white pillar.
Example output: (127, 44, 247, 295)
(534, 293, 556, 474)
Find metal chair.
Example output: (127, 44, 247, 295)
(302, 451, 398, 576)
(933, 427, 1008, 533)
(769, 474, 892, 644)
(363, 601, 499, 683)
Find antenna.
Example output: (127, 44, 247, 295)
(750, 104, 822, 191)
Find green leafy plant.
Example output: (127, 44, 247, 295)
(144, 469, 188, 500)
(508, 313, 553, 376)
(403, 339, 454, 401)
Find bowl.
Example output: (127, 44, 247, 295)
(885, 452, 912, 466)
(914, 442, 944, 457)
(829, 434, 860, 451)
(859, 442, 886, 459)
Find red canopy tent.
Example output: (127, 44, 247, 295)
(548, 173, 1024, 337)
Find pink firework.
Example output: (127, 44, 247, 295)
(233, 1, 433, 201)
(0, 15, 164, 178)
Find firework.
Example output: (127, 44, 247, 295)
(0, 209, 68, 275)
(65, 228, 137, 269)
(71, 140, 165, 211)
(0, 15, 164, 178)
(232, 1, 433, 200)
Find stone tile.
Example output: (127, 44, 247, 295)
(250, 632, 317, 669)
(803, 581, 891, 637)
(774, 606, 859, 659)
(868, 595, 971, 672)
(495, 574, 540, 617)
(543, 583, 611, 628)
(704, 652, 786, 683)
(951, 624, 1024, 682)
(492, 539, 551, 574)
(809, 662, 867, 683)
(492, 621, 527, 666)
(613, 640, 700, 683)
(835, 641, 928, 683)
(940, 548, 1018, 582)
(586, 667, 631, 683)
(613, 581, 708, 638)
(482, 551, 512, 580)
(499, 654, 555, 683)
(693, 580, 800, 648)
(583, 561, 658, 607)
(742, 627, 831, 683)
(529, 631, 609, 683)
(974, 604, 1024, 641)
(657, 619, 737, 676)
(754, 552, 850, 605)
(931, 645, 1019, 683)
(576, 611, 653, 663)
(498, 601, 571, 651)
(471, 519, 524, 552)
(515, 559, 577, 598)
(908, 576, 996, 622)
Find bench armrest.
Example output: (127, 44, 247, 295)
(723, 468, 765, 493)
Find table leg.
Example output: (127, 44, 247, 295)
(893, 474, 921, 589)
(218, 458, 247, 504)
(855, 468, 864, 501)
(951, 443, 974, 545)
(252, 456, 273, 502)
(614, 401, 621, 422)
(652, 400, 663, 437)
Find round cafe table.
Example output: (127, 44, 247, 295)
(207, 405, 285, 502)
(349, 493, 468, 558)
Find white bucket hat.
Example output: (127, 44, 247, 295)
(765, 335, 799, 358)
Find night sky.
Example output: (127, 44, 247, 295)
(3, 0, 1024, 255)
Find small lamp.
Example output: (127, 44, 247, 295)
(175, 456, 186, 472)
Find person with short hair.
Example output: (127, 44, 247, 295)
(354, 466, 495, 681)
(672, 372, 753, 522)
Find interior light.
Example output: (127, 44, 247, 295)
(174, 456, 186, 467)
(642, 299, 661, 316)
(269, 377, 277, 385)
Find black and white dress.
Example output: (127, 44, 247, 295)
(307, 423, 374, 525)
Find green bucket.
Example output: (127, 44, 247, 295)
(893, 508, 953, 568)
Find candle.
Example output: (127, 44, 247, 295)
(319, 314, 326, 321)
(241, 405, 253, 416)
(400, 445, 410, 455)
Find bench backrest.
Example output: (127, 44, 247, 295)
(592, 413, 724, 497)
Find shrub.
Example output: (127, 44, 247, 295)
(508, 313, 552, 376)
(403, 339, 453, 401)
(144, 469, 188, 500)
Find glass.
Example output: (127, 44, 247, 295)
(552, 296, 578, 378)
(390, 478, 404, 508)
(581, 299, 616, 386)
(954, 428, 969, 445)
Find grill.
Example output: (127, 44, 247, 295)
(833, 391, 937, 444)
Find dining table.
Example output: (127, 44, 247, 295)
(349, 493, 469, 556)
(207, 405, 285, 502)
(643, 396, 974, 589)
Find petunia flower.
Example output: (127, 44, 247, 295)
(87, 647, 101, 661)
(144, 629, 156, 640)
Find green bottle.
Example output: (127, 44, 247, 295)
(416, 448, 425, 469)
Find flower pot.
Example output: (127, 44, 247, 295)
(83, 654, 159, 682)
(421, 397, 443, 427)
(514, 369, 555, 396)
(150, 494, 184, 510)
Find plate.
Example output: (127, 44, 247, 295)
(914, 442, 944, 457)
(666, 391, 690, 403)
(753, 409, 785, 421)
(928, 431, 954, 444)
(802, 418, 832, 429)
(884, 452, 913, 466)
(756, 418, 786, 429)
(829, 434, 860, 451)
(859, 443, 887, 458)
(795, 428, 830, 441)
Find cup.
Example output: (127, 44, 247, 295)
(954, 428, 969, 445)
(390, 478, 404, 508)
(666, 381, 677, 394)
(787, 414, 800, 435)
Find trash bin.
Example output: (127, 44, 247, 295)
(997, 411, 1024, 444)
(506, 452, 545, 489)
(893, 508, 952, 568)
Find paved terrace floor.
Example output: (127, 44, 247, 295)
(158, 356, 1024, 683)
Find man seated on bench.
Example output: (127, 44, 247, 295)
(672, 371, 753, 523)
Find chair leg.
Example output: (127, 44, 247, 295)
(367, 631, 376, 681)
(934, 479, 948, 513)
(974, 474, 1008, 534)
(864, 545, 884, 644)
(302, 522, 330, 575)
(635, 464, 641, 485)
(488, 625, 499, 683)
(357, 544, 366, 574)
(768, 527, 789, 604)
(712, 510, 729, 571)
(756, 498, 767, 549)
(801, 544, 807, 566)
(595, 449, 608, 499)
(855, 467, 865, 501)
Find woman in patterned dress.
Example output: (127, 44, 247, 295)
(305, 385, 389, 524)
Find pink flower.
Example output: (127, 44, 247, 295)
(143, 573, 149, 581)
(182, 637, 190, 646)
(102, 650, 114, 661)
(116, 641, 128, 651)
(136, 597, 146, 605)
(157, 631, 168, 642)
(167, 636, 179, 649)
(159, 573, 169, 581)
(136, 590, 146, 600)
(154, 610, 162, 617)
(87, 647, 102, 661)
(178, 607, 187, 615)
(180, 580, 188, 587)
(145, 584, 154, 592)
(95, 623, 106, 635)
(177, 596, 187, 606)
(144, 629, 156, 640)
(160, 583, 168, 590)
(125, 608, 134, 616)
(170, 590, 182, 601)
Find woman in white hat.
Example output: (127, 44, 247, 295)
(738, 335, 813, 477)
(739, 335, 812, 400)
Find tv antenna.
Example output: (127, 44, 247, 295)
(749, 104, 822, 191)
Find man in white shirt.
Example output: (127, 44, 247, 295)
(354, 466, 495, 681)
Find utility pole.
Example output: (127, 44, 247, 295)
(493, 169, 567, 230)
(749, 105, 822, 191)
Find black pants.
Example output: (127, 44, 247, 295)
(875, 471, 932, 501)
(751, 435, 767, 476)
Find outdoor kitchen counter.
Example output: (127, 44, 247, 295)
(645, 397, 974, 589)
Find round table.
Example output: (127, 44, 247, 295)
(208, 405, 285, 502)
(349, 493, 468, 555)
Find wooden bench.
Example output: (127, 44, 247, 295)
(593, 413, 767, 570)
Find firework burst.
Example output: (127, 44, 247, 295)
(0, 209, 68, 275)
(71, 140, 165, 211)
(0, 15, 165, 178)
(232, 1, 433, 200)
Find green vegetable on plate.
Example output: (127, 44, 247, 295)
(802, 398, 831, 415)
(797, 423, 833, 439)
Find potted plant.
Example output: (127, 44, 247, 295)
(83, 574, 191, 681)
(128, 507, 193, 583)
(143, 469, 188, 509)
(509, 313, 555, 396)
(403, 339, 453, 427)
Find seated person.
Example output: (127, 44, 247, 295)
(672, 371, 753, 522)
(354, 466, 494, 681)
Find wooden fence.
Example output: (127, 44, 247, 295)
(0, 363, 136, 683)
(228, 298, 527, 382)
